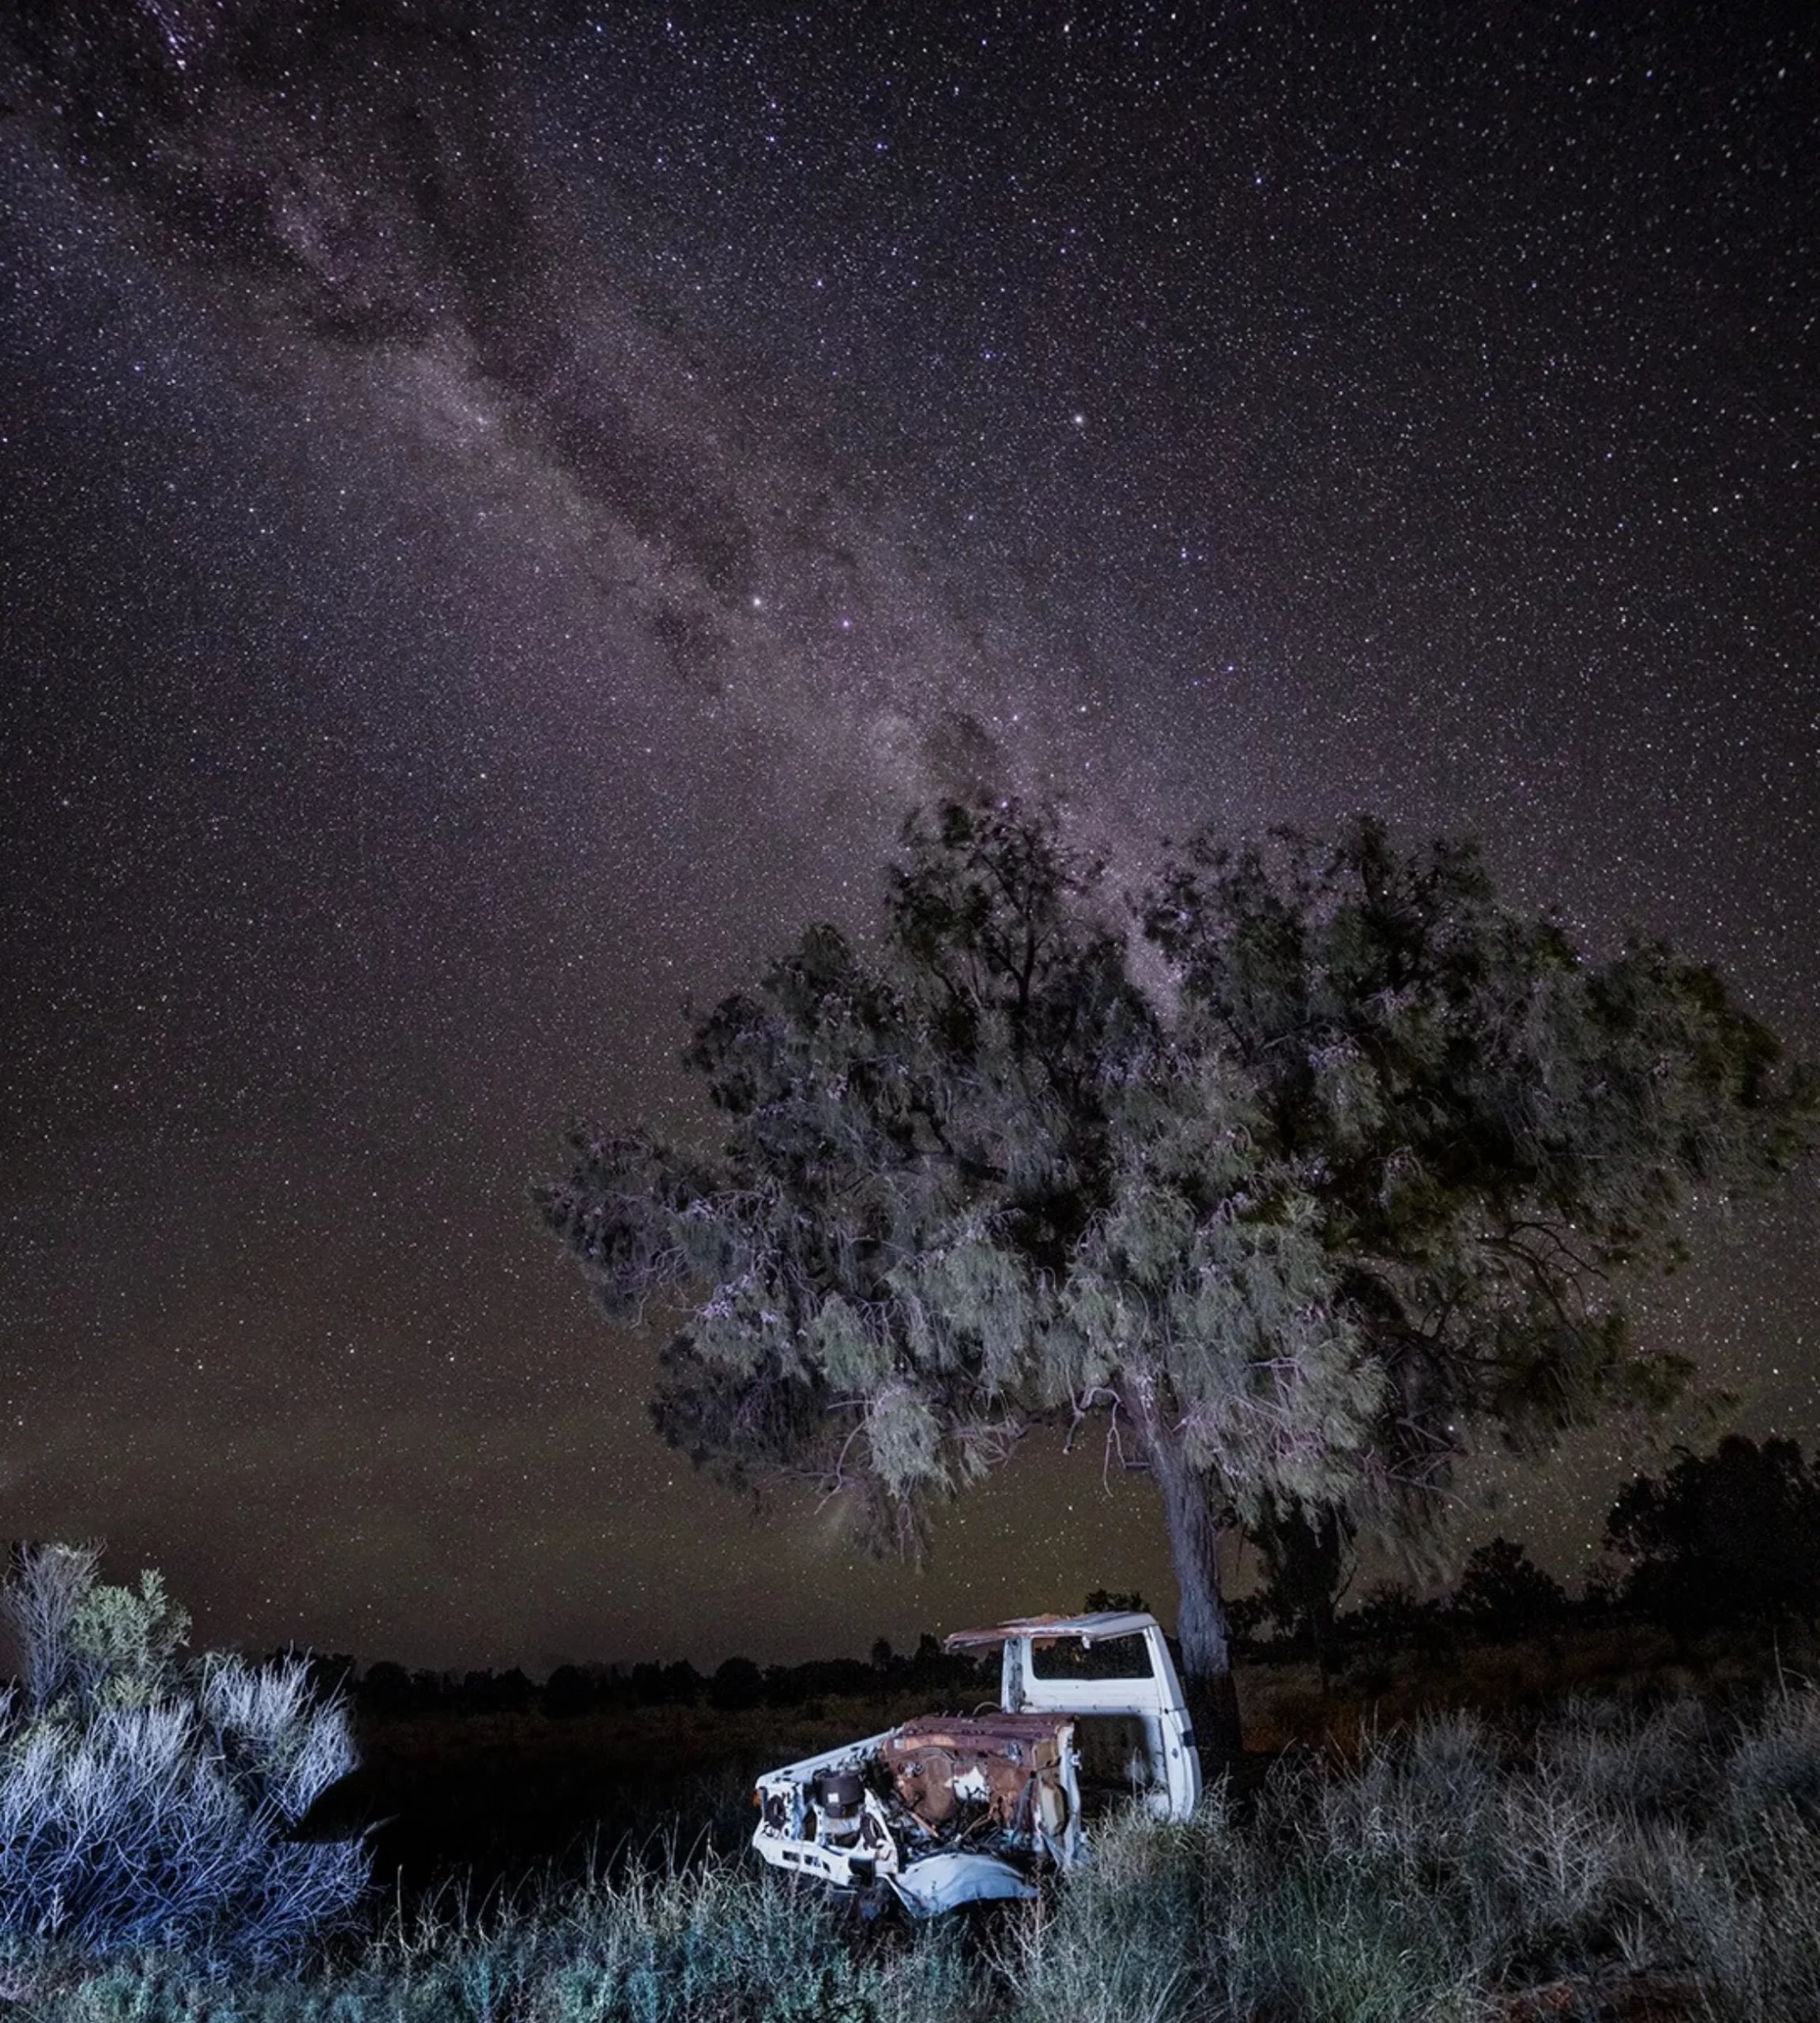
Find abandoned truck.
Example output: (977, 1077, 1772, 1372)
(751, 1610, 1201, 1915)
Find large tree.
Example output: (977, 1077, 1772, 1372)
(541, 802, 1811, 1769)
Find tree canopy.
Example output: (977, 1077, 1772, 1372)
(541, 801, 1812, 1760)
(1607, 1435, 1820, 1629)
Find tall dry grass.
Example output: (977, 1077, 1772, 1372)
(9, 1687, 1820, 2021)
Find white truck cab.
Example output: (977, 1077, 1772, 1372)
(751, 1610, 1200, 1916)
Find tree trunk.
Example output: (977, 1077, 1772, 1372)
(1131, 1386, 1244, 1784)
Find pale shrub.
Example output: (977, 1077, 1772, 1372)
(0, 1544, 370, 1968)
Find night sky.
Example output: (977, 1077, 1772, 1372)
(2, 2, 1814, 1675)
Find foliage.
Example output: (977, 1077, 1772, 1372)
(7, 1543, 195, 1716)
(541, 800, 1813, 1710)
(4, 1837, 986, 2023)
(0, 1544, 369, 1969)
(1607, 1434, 1820, 1629)
(12, 1693, 1820, 2021)
(1449, 1537, 1568, 1637)
(1147, 818, 1810, 1494)
(1005, 1691, 1820, 2023)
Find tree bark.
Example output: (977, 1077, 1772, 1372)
(1130, 1382, 1244, 1784)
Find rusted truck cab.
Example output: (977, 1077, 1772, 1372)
(750, 1610, 1200, 1915)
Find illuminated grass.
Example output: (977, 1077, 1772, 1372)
(9, 1690, 1820, 2021)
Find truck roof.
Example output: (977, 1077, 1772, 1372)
(943, 1610, 1159, 1649)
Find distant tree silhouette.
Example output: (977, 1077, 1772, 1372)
(664, 1659, 703, 1705)
(461, 1667, 533, 1716)
(358, 1660, 413, 1718)
(1222, 1592, 1270, 1650)
(1452, 1536, 1567, 1638)
(906, 1631, 947, 1687)
(1083, 1588, 1150, 1614)
(1250, 1505, 1352, 1673)
(708, 1655, 764, 1712)
(1607, 1436, 1820, 1630)
(542, 1662, 593, 1720)
(1347, 1580, 1448, 1649)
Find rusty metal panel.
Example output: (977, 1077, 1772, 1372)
(880, 1713, 1072, 1837)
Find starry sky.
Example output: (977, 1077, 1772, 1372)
(2, 1, 1815, 1675)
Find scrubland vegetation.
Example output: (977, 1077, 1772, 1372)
(0, 1543, 367, 1996)
(8, 1678, 1820, 2021)
(7, 1433, 1820, 2019)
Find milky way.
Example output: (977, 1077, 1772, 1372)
(2, 2, 1814, 1670)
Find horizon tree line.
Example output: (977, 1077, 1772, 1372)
(220, 1432, 1820, 1718)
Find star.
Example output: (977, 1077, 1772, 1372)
(0, 0, 1811, 1673)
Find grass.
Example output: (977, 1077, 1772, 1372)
(8, 1686, 1820, 2021)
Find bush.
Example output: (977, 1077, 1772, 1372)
(0, 1543, 370, 1968)
(9, 1664, 1820, 2019)
(1003, 1690, 1820, 2022)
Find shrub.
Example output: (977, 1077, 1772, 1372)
(0, 1543, 370, 1968)
(1004, 1690, 1820, 2022)
(10, 1674, 1820, 2018)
